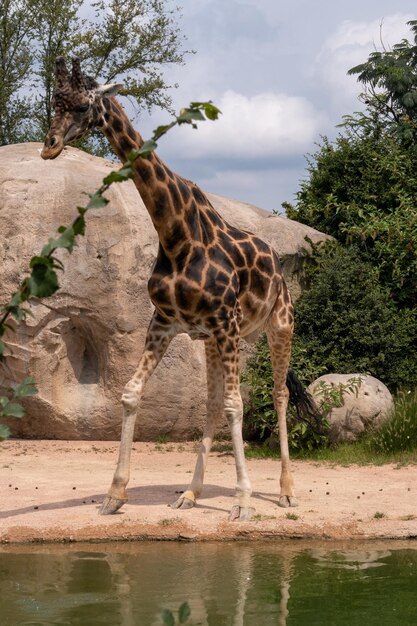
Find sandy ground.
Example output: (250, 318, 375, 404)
(1, 440, 416, 543)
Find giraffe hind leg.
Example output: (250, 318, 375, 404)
(265, 295, 298, 509)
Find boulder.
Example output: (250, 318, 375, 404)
(1, 143, 330, 440)
(308, 374, 394, 444)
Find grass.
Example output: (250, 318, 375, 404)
(245, 439, 417, 465)
(252, 513, 276, 522)
(370, 389, 417, 454)
(158, 517, 181, 526)
(245, 388, 417, 465)
(285, 512, 299, 520)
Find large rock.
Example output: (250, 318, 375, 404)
(308, 374, 394, 444)
(1, 143, 330, 440)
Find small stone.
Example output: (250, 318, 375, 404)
(34, 506, 38, 510)
(326, 492, 330, 495)
(357, 496, 360, 499)
(14, 487, 18, 490)
(72, 487, 76, 490)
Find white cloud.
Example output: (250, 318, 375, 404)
(314, 14, 415, 112)
(162, 90, 327, 160)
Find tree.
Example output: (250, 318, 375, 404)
(292, 245, 417, 391)
(285, 21, 417, 309)
(348, 20, 417, 146)
(285, 126, 417, 308)
(276, 20, 417, 396)
(0, 0, 188, 149)
(0, 0, 34, 144)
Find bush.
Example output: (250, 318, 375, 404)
(285, 129, 417, 309)
(294, 244, 417, 391)
(370, 389, 417, 453)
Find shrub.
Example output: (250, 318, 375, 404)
(294, 244, 417, 391)
(370, 389, 417, 453)
(284, 128, 417, 309)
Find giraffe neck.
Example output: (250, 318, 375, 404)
(100, 97, 195, 247)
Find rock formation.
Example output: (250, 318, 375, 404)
(308, 374, 393, 444)
(1, 143, 330, 440)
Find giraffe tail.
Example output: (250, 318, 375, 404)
(286, 369, 325, 433)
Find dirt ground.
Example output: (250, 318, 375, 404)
(0, 440, 416, 543)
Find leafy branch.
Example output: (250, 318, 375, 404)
(162, 601, 191, 626)
(0, 100, 220, 439)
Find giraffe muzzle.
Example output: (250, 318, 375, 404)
(41, 135, 65, 160)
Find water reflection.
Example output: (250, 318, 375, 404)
(311, 548, 391, 570)
(0, 541, 416, 625)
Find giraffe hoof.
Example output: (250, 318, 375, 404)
(99, 496, 127, 515)
(278, 495, 299, 508)
(169, 495, 195, 510)
(228, 505, 255, 522)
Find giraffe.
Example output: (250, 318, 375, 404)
(41, 57, 316, 521)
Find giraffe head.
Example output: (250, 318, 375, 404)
(41, 57, 122, 160)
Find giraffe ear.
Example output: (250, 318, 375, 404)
(95, 83, 124, 97)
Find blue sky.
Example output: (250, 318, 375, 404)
(136, 1, 417, 212)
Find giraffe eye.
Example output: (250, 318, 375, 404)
(74, 104, 90, 113)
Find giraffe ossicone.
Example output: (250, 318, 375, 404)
(41, 56, 321, 521)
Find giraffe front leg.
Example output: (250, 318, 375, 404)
(170, 337, 224, 511)
(99, 384, 140, 515)
(216, 322, 254, 522)
(225, 393, 255, 521)
(99, 314, 175, 515)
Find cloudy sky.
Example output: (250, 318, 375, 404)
(138, 0, 416, 212)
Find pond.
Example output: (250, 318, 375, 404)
(0, 541, 416, 625)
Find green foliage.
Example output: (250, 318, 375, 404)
(162, 601, 191, 626)
(0, 101, 219, 439)
(0, 377, 37, 440)
(348, 20, 417, 145)
(285, 21, 417, 310)
(0, 0, 34, 144)
(370, 389, 417, 453)
(242, 334, 329, 451)
(285, 130, 417, 308)
(0, 0, 188, 148)
(294, 244, 417, 391)
(281, 20, 417, 418)
(311, 376, 364, 417)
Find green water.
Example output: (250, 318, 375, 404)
(0, 541, 416, 625)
